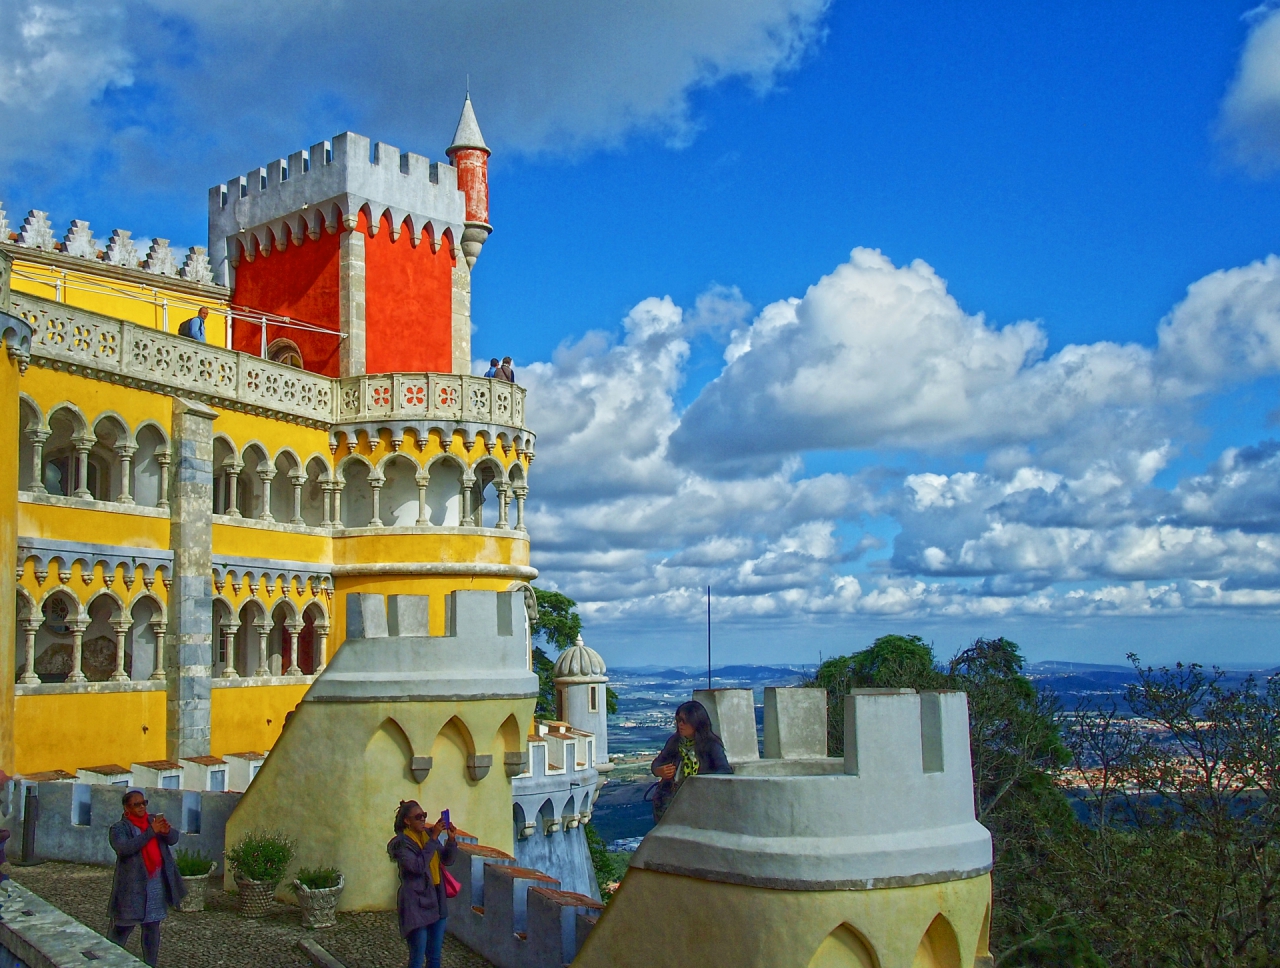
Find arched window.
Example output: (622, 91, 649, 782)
(267, 339, 303, 369)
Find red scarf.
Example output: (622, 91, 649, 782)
(129, 813, 163, 877)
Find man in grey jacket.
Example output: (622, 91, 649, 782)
(108, 790, 185, 966)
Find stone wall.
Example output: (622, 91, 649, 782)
(0, 881, 146, 968)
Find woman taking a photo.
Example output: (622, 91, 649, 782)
(650, 699, 733, 822)
(388, 800, 458, 968)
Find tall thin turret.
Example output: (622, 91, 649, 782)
(446, 95, 492, 270)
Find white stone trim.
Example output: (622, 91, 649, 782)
(330, 562, 536, 579)
(19, 491, 170, 518)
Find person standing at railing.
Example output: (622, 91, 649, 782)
(498, 356, 515, 382)
(484, 357, 500, 377)
(177, 306, 209, 342)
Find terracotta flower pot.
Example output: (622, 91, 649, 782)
(177, 862, 218, 913)
(234, 873, 280, 918)
(293, 874, 344, 929)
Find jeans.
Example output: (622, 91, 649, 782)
(407, 918, 447, 968)
(110, 921, 160, 966)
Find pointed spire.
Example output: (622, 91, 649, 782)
(447, 95, 489, 155)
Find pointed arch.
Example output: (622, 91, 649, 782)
(807, 924, 879, 968)
(366, 717, 416, 785)
(912, 914, 961, 968)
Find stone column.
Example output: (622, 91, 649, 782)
(150, 620, 166, 680)
(332, 482, 345, 529)
(164, 397, 217, 760)
(255, 621, 270, 677)
(289, 470, 305, 525)
(320, 482, 333, 527)
(369, 477, 383, 527)
(226, 461, 243, 517)
(339, 227, 366, 377)
(110, 619, 131, 681)
(415, 473, 429, 525)
(115, 443, 136, 504)
(314, 624, 329, 673)
(497, 483, 511, 528)
(66, 619, 88, 683)
(285, 623, 302, 676)
(26, 428, 48, 494)
(18, 619, 40, 684)
(72, 435, 93, 499)
(451, 256, 472, 375)
(258, 468, 275, 521)
(156, 451, 170, 510)
(514, 485, 528, 532)
(220, 622, 239, 678)
(461, 475, 474, 527)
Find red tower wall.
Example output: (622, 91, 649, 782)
(452, 147, 490, 224)
(230, 213, 456, 376)
(362, 211, 456, 375)
(231, 229, 343, 376)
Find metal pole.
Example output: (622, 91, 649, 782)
(707, 585, 712, 691)
(16, 784, 41, 865)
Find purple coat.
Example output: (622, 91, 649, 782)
(388, 832, 457, 936)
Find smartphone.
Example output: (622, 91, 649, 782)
(440, 809, 450, 827)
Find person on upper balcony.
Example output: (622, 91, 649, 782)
(498, 356, 515, 382)
(484, 357, 500, 377)
(650, 699, 732, 822)
(177, 306, 209, 343)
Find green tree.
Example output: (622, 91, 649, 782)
(529, 587, 583, 718)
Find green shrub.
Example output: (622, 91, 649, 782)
(293, 867, 341, 891)
(225, 830, 295, 883)
(174, 848, 214, 877)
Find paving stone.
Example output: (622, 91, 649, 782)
(4, 862, 493, 968)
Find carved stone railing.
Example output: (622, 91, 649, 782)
(12, 292, 528, 433)
(335, 372, 525, 429)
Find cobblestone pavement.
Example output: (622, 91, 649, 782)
(4, 862, 493, 968)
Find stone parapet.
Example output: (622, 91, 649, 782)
(0, 880, 148, 967)
(631, 688, 992, 891)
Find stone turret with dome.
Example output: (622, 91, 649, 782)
(552, 633, 611, 772)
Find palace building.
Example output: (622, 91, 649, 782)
(0, 97, 537, 781)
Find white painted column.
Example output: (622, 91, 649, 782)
(314, 624, 329, 673)
(221, 622, 240, 678)
(227, 462, 243, 517)
(320, 482, 333, 526)
(369, 477, 384, 527)
(416, 474, 429, 525)
(497, 483, 511, 529)
(289, 470, 305, 525)
(514, 485, 527, 532)
(27, 429, 48, 494)
(331, 482, 344, 529)
(255, 621, 270, 677)
(461, 475, 474, 527)
(258, 468, 275, 521)
(72, 436, 93, 499)
(156, 452, 170, 510)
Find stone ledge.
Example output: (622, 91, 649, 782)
(19, 491, 170, 518)
(0, 880, 147, 967)
(211, 674, 317, 689)
(15, 679, 165, 697)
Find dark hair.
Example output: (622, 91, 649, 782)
(502, 356, 512, 363)
(122, 789, 145, 807)
(490, 358, 499, 365)
(674, 700, 725, 758)
(393, 799, 423, 834)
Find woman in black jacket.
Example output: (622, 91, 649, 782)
(107, 789, 185, 967)
(650, 700, 733, 822)
(387, 799, 458, 968)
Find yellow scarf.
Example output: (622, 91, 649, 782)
(405, 828, 440, 886)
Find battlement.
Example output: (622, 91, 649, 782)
(304, 591, 539, 702)
(208, 132, 468, 285)
(631, 687, 992, 891)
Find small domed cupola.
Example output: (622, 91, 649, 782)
(552, 634, 607, 683)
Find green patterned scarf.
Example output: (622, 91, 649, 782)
(678, 737, 699, 781)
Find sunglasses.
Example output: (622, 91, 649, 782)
(127, 799, 148, 807)
(407, 812, 427, 822)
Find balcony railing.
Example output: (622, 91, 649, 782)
(13, 292, 528, 431)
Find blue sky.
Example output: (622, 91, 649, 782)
(7, 1, 1280, 668)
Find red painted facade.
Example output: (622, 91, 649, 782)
(363, 212, 456, 375)
(452, 147, 490, 225)
(230, 212, 457, 376)
(231, 228, 343, 376)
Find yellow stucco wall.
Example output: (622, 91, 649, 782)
(223, 695, 534, 911)
(20, 365, 174, 439)
(573, 869, 992, 968)
(9, 255, 229, 347)
(19, 500, 171, 550)
(13, 689, 168, 775)
(209, 683, 312, 757)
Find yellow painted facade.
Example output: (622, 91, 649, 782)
(574, 869, 992, 968)
(4, 240, 535, 778)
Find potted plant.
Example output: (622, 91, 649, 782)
(174, 849, 217, 912)
(291, 867, 344, 928)
(225, 830, 295, 918)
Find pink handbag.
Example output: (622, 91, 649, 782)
(442, 869, 461, 898)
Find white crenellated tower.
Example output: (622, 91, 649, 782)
(553, 634, 611, 773)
